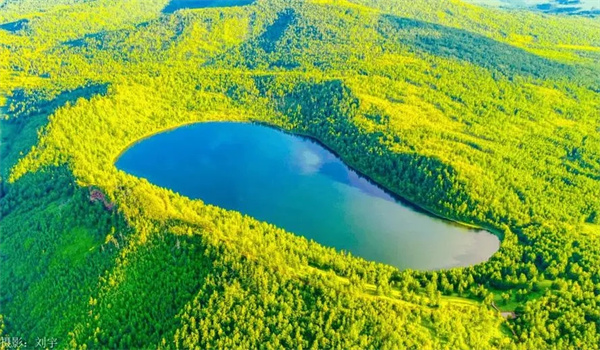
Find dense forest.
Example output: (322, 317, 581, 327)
(1, 0, 599, 349)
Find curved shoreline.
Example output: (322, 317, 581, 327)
(254, 121, 505, 241)
(113, 119, 504, 244)
(112, 119, 237, 164)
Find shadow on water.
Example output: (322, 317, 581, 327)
(162, 0, 254, 13)
(257, 122, 475, 228)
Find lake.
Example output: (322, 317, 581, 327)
(162, 0, 254, 13)
(464, 0, 599, 16)
(116, 122, 500, 270)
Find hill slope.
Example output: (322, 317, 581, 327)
(1, 0, 599, 349)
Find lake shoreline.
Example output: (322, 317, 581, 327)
(253, 120, 505, 241)
(114, 119, 505, 248)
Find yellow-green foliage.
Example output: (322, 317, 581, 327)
(1, 0, 599, 349)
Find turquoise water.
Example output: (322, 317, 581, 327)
(116, 122, 500, 270)
(464, 0, 599, 16)
(162, 0, 253, 13)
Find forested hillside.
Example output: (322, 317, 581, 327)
(1, 0, 599, 349)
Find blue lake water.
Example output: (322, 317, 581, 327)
(464, 0, 599, 16)
(162, 0, 254, 13)
(116, 122, 500, 270)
